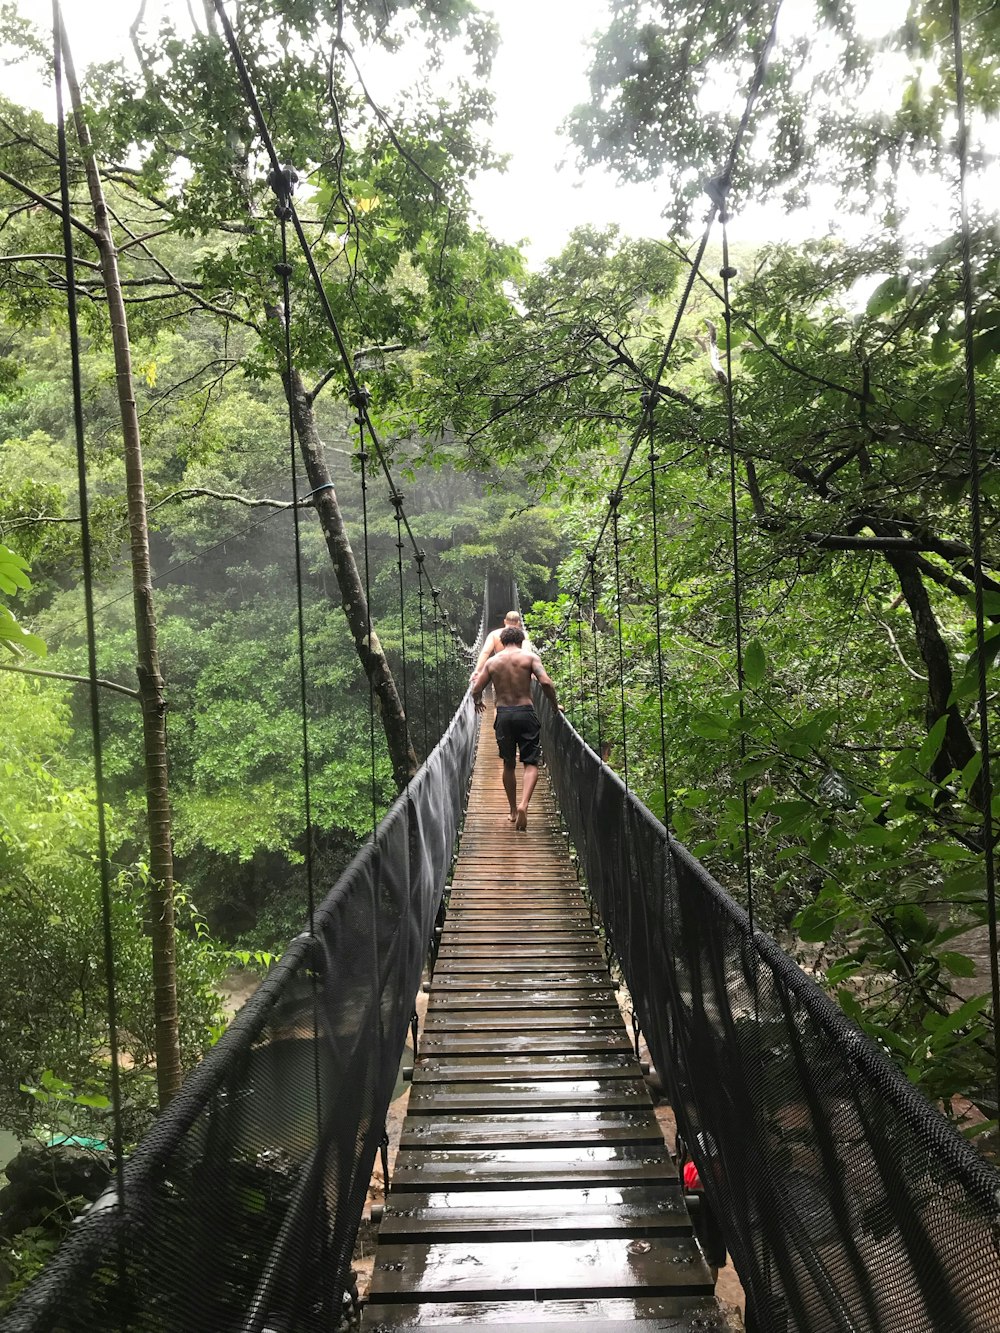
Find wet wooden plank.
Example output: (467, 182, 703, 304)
(434, 959, 604, 975)
(405, 1079, 651, 1113)
(431, 977, 611, 993)
(417, 1031, 632, 1053)
(390, 1147, 676, 1191)
(422, 1009, 624, 1030)
(436, 941, 602, 955)
(412, 1054, 637, 1082)
(378, 1184, 690, 1241)
(429, 986, 624, 1002)
(362, 1298, 725, 1331)
(367, 1236, 714, 1301)
(400, 1113, 663, 1149)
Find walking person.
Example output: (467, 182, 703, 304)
(470, 626, 558, 831)
(471, 609, 530, 679)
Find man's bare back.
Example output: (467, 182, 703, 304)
(485, 647, 544, 707)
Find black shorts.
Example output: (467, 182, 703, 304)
(494, 705, 541, 766)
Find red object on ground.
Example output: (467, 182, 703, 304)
(683, 1159, 702, 1191)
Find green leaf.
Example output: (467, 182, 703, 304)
(939, 951, 976, 978)
(893, 903, 934, 943)
(925, 993, 991, 1045)
(74, 1093, 112, 1109)
(916, 715, 949, 771)
(689, 712, 730, 739)
(743, 638, 766, 688)
(865, 275, 906, 317)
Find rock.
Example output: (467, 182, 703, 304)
(0, 1143, 110, 1238)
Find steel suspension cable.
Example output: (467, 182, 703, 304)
(52, 0, 126, 1199)
(274, 186, 319, 936)
(588, 555, 604, 759)
(391, 497, 410, 742)
(576, 598, 587, 746)
(272, 186, 326, 1174)
(354, 390, 380, 836)
(951, 0, 1000, 1119)
(432, 597, 443, 739)
(720, 211, 755, 935)
(610, 493, 630, 790)
(551, 0, 785, 648)
(416, 559, 429, 756)
(212, 0, 465, 665)
(645, 401, 672, 826)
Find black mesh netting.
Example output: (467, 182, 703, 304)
(539, 697, 1000, 1333)
(3, 674, 480, 1333)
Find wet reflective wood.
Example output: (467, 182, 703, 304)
(422, 1011, 624, 1032)
(390, 1146, 677, 1190)
(412, 1054, 636, 1082)
(368, 1236, 714, 1300)
(432, 977, 612, 992)
(405, 1079, 651, 1113)
(362, 710, 720, 1331)
(400, 1112, 663, 1149)
(427, 991, 619, 1009)
(417, 1031, 632, 1053)
(378, 1183, 690, 1241)
(363, 1296, 724, 1331)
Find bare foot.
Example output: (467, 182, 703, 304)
(514, 808, 527, 831)
(506, 811, 516, 823)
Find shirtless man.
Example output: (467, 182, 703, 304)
(470, 626, 558, 831)
(471, 610, 527, 679)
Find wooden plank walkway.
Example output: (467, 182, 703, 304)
(364, 704, 725, 1331)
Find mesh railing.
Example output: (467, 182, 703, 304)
(539, 696, 1000, 1333)
(4, 652, 481, 1332)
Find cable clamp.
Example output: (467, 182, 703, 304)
(389, 492, 405, 511)
(267, 164, 298, 217)
(414, 550, 426, 564)
(273, 261, 293, 278)
(720, 265, 738, 280)
(349, 385, 372, 411)
(640, 390, 655, 411)
(704, 171, 731, 212)
(608, 490, 622, 509)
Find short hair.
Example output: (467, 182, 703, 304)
(503, 610, 522, 625)
(500, 626, 525, 647)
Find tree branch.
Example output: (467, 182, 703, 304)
(0, 252, 101, 271)
(0, 661, 139, 699)
(0, 168, 99, 243)
(146, 487, 307, 514)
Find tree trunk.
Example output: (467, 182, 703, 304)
(285, 367, 418, 788)
(62, 23, 183, 1106)
(885, 550, 980, 798)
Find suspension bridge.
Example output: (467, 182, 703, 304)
(4, 580, 1000, 1333)
(6, 0, 1000, 1327)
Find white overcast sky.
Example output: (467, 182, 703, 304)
(3, 0, 977, 264)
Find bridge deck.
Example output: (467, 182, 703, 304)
(364, 705, 724, 1331)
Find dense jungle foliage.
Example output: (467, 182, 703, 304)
(1, 0, 999, 1301)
